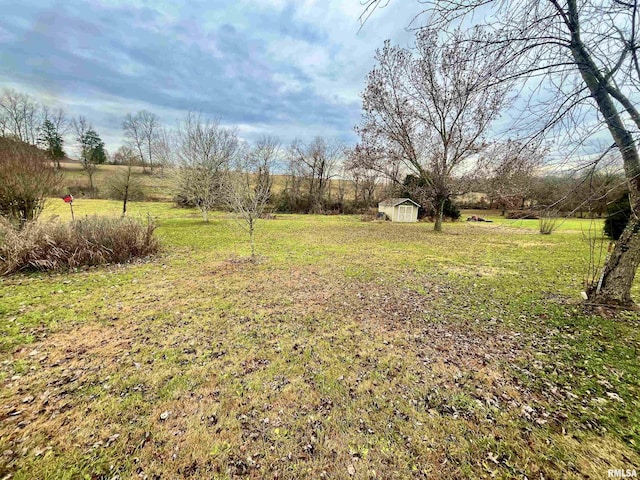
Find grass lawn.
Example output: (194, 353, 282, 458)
(1, 200, 638, 479)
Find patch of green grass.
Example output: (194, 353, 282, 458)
(0, 200, 638, 479)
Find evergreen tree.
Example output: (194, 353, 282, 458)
(81, 129, 107, 165)
(78, 127, 106, 192)
(604, 192, 631, 241)
(37, 119, 65, 168)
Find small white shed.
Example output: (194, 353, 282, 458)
(378, 198, 420, 222)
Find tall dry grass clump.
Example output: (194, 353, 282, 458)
(539, 211, 560, 235)
(0, 216, 159, 275)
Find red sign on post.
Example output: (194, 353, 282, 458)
(62, 194, 75, 220)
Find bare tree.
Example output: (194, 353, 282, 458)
(345, 147, 381, 208)
(174, 112, 238, 222)
(357, 29, 512, 231)
(361, 0, 640, 305)
(73, 116, 107, 192)
(480, 140, 546, 214)
(224, 136, 278, 257)
(73, 116, 95, 190)
(107, 146, 144, 216)
(152, 126, 174, 173)
(281, 155, 306, 212)
(334, 162, 348, 213)
(41, 105, 69, 136)
(0, 89, 41, 145)
(122, 110, 160, 173)
(288, 137, 342, 213)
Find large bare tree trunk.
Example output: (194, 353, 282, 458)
(568, 3, 640, 306)
(590, 217, 640, 306)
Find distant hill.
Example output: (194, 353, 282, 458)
(0, 136, 47, 156)
(0, 136, 74, 164)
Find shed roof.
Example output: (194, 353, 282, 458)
(378, 198, 421, 208)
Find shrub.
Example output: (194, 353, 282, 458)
(0, 216, 159, 275)
(604, 192, 630, 240)
(105, 170, 146, 202)
(539, 212, 560, 235)
(0, 138, 60, 227)
(443, 199, 461, 221)
(506, 210, 539, 219)
(272, 191, 312, 214)
(173, 192, 195, 208)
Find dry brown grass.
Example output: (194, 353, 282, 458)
(0, 216, 159, 275)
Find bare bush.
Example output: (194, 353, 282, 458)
(0, 216, 159, 275)
(0, 137, 60, 227)
(539, 212, 561, 235)
(174, 112, 238, 222)
(105, 147, 146, 215)
(224, 136, 277, 257)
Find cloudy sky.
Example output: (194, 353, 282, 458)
(0, 0, 416, 152)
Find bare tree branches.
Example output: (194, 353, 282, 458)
(479, 139, 547, 213)
(224, 136, 279, 257)
(73, 116, 97, 191)
(345, 147, 382, 208)
(287, 137, 342, 213)
(357, 28, 512, 230)
(107, 147, 143, 216)
(123, 110, 161, 173)
(174, 112, 239, 222)
(0, 89, 41, 145)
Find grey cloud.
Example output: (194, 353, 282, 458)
(0, 0, 392, 148)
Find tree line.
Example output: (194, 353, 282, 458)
(2, 85, 629, 220)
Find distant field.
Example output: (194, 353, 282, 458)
(56, 162, 178, 201)
(1, 201, 638, 479)
(55, 162, 356, 204)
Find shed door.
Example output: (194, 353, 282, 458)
(398, 205, 412, 222)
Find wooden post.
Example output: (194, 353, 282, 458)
(63, 194, 74, 220)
